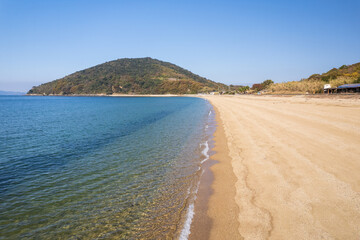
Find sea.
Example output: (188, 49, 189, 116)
(0, 95, 215, 240)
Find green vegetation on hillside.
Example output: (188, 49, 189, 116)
(251, 79, 274, 92)
(266, 62, 360, 94)
(28, 58, 226, 95)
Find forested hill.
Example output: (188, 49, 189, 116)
(307, 62, 360, 82)
(28, 58, 225, 95)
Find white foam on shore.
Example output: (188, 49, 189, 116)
(179, 171, 203, 240)
(179, 111, 212, 240)
(179, 202, 195, 240)
(200, 141, 210, 164)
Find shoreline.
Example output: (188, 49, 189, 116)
(189, 101, 240, 240)
(25, 93, 181, 97)
(18, 94, 360, 238)
(24, 93, 360, 101)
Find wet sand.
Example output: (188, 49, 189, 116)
(200, 95, 360, 239)
(189, 105, 240, 240)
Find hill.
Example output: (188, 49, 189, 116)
(307, 62, 360, 82)
(267, 62, 360, 94)
(28, 58, 225, 95)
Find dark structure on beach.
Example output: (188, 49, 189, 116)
(324, 83, 360, 94)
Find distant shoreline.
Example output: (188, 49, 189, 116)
(26, 93, 182, 97)
(26, 93, 360, 100)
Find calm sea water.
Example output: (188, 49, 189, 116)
(0, 96, 214, 240)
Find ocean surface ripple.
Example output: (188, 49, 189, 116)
(0, 96, 212, 239)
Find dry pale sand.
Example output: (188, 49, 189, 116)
(202, 95, 360, 240)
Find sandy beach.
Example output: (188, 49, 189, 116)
(200, 95, 360, 239)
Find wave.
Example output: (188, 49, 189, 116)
(179, 169, 203, 240)
(200, 141, 210, 164)
(179, 105, 214, 240)
(179, 139, 210, 240)
(179, 200, 194, 240)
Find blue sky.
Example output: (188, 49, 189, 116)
(1, 0, 359, 92)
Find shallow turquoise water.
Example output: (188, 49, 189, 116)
(0, 96, 213, 239)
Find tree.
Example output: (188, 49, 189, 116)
(238, 86, 250, 93)
(339, 65, 347, 70)
(354, 76, 360, 84)
(262, 79, 274, 87)
(252, 84, 263, 91)
(251, 80, 274, 92)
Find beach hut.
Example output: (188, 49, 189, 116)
(336, 83, 360, 93)
(323, 84, 337, 94)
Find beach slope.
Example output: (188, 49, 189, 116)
(203, 95, 360, 240)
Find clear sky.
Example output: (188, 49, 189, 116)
(1, 0, 359, 92)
